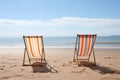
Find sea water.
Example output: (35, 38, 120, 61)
(0, 36, 120, 49)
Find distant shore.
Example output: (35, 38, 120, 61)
(0, 36, 120, 49)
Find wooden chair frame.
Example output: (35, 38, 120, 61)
(23, 36, 46, 66)
(73, 34, 97, 65)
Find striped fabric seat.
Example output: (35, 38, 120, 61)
(23, 36, 46, 66)
(73, 34, 97, 65)
(78, 35, 96, 56)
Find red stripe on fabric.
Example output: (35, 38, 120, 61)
(79, 35, 85, 56)
(86, 35, 92, 56)
(28, 37, 34, 57)
(37, 36, 41, 57)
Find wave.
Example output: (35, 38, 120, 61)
(0, 44, 120, 49)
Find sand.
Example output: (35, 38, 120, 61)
(0, 48, 120, 80)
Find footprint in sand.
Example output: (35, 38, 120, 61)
(10, 65, 17, 68)
(68, 61, 73, 64)
(108, 63, 113, 66)
(21, 68, 24, 71)
(0, 68, 4, 70)
(62, 61, 75, 67)
(0, 65, 6, 67)
(1, 76, 10, 80)
(8, 59, 18, 60)
(14, 74, 23, 77)
(62, 63, 71, 67)
(105, 57, 112, 59)
(1, 75, 23, 80)
(71, 68, 86, 73)
(0, 66, 6, 70)
(99, 77, 120, 80)
(53, 60, 57, 62)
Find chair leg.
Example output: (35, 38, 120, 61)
(28, 57, 31, 65)
(73, 35, 78, 62)
(93, 48, 96, 65)
(88, 55, 90, 61)
(42, 48, 46, 62)
(26, 49, 31, 65)
(23, 49, 26, 66)
(73, 49, 76, 62)
(23, 48, 31, 66)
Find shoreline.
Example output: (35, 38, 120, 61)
(0, 45, 120, 49)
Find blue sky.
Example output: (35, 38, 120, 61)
(0, 0, 120, 37)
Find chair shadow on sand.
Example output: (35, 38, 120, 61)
(78, 61, 120, 74)
(31, 62, 58, 73)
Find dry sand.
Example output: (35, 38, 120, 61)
(0, 48, 120, 80)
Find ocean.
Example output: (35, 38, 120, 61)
(0, 36, 120, 49)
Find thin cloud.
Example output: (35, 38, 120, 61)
(48, 17, 120, 27)
(0, 19, 46, 26)
(0, 17, 120, 27)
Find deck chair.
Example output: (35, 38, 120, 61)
(73, 34, 97, 65)
(23, 36, 46, 66)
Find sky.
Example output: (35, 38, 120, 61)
(0, 0, 120, 37)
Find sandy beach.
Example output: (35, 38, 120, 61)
(0, 48, 120, 80)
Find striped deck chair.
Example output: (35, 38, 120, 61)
(23, 36, 46, 66)
(73, 34, 97, 65)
